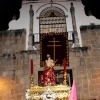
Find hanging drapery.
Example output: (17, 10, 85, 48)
(40, 32, 69, 67)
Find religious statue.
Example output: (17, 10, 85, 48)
(43, 54, 56, 86)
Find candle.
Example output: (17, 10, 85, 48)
(30, 59, 33, 74)
(64, 58, 66, 73)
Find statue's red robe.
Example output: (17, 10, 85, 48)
(43, 67, 55, 86)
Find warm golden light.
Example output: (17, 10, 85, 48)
(0, 78, 5, 90)
(0, 77, 12, 100)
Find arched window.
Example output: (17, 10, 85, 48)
(39, 6, 67, 33)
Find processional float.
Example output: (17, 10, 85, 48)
(25, 58, 70, 100)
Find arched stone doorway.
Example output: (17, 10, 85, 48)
(37, 6, 72, 86)
(39, 6, 69, 67)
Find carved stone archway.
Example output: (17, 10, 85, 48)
(39, 6, 67, 33)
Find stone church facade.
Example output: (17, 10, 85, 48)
(0, 1, 100, 100)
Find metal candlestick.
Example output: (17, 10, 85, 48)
(30, 74, 34, 88)
(63, 72, 67, 85)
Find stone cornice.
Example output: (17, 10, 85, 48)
(22, 0, 81, 2)
(0, 28, 26, 37)
(80, 25, 100, 31)
(71, 47, 89, 52)
(20, 50, 39, 54)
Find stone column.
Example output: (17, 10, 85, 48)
(70, 2, 80, 47)
(28, 5, 34, 50)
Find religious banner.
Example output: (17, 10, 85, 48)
(40, 32, 69, 67)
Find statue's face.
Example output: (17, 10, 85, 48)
(47, 54, 50, 58)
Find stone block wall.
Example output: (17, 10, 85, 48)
(0, 28, 40, 100)
(0, 29, 26, 54)
(1, 26, 100, 100)
(0, 50, 40, 100)
(68, 25, 100, 100)
(78, 25, 100, 100)
(0, 54, 28, 100)
(0, 29, 28, 100)
(69, 48, 89, 100)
